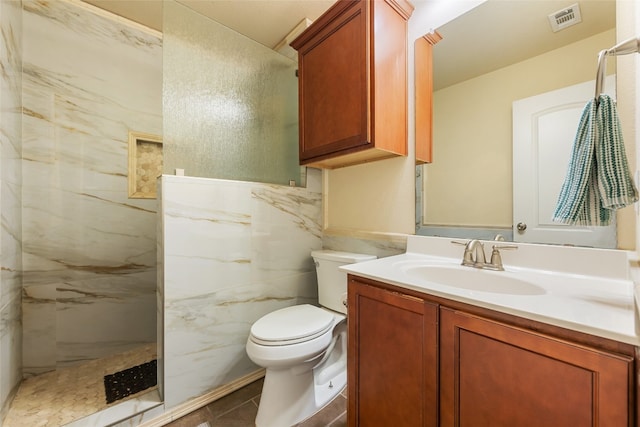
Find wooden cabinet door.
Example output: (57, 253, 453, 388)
(415, 36, 434, 164)
(348, 278, 438, 427)
(296, 0, 369, 164)
(440, 308, 633, 427)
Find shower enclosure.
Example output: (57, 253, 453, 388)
(2, 0, 306, 424)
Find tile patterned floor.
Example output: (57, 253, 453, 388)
(4, 345, 345, 427)
(4, 343, 157, 427)
(165, 378, 347, 427)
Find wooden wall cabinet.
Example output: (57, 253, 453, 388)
(348, 276, 635, 427)
(291, 0, 414, 169)
(414, 37, 434, 164)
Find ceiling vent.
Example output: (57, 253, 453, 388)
(548, 3, 582, 32)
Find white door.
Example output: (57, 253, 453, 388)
(512, 76, 616, 248)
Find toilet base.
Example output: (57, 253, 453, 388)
(255, 323, 347, 427)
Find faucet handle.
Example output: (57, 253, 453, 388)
(489, 244, 518, 270)
(451, 240, 472, 265)
(492, 244, 518, 250)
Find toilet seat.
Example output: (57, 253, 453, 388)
(250, 304, 335, 346)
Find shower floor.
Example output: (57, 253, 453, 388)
(4, 343, 157, 427)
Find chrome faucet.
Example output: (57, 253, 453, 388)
(452, 239, 517, 271)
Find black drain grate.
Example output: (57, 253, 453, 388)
(104, 359, 157, 404)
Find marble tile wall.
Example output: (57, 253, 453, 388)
(0, 0, 22, 421)
(21, 0, 162, 374)
(159, 172, 322, 409)
(322, 234, 407, 259)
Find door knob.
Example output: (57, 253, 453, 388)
(516, 222, 527, 232)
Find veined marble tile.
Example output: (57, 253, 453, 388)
(22, 0, 161, 105)
(160, 176, 322, 409)
(0, 0, 22, 419)
(21, 0, 162, 379)
(163, 280, 307, 407)
(1, 295, 22, 412)
(322, 234, 407, 259)
(22, 84, 161, 192)
(1, 179, 23, 318)
(108, 399, 165, 427)
(251, 185, 323, 273)
(56, 278, 156, 368)
(22, 188, 157, 270)
(162, 176, 322, 299)
(22, 269, 157, 374)
(165, 272, 318, 336)
(22, 284, 56, 375)
(1, 202, 22, 304)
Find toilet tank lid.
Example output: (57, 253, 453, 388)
(311, 250, 377, 263)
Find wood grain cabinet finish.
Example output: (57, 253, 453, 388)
(440, 307, 633, 427)
(290, 0, 414, 169)
(348, 278, 438, 426)
(414, 37, 433, 164)
(347, 276, 635, 427)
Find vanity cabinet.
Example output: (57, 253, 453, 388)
(347, 279, 438, 426)
(440, 307, 632, 427)
(348, 276, 635, 427)
(290, 0, 414, 169)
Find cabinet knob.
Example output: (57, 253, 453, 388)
(516, 222, 527, 233)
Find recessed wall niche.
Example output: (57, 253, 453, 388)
(128, 131, 163, 199)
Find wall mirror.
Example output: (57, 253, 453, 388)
(415, 0, 628, 248)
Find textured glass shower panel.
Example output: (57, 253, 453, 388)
(163, 0, 301, 185)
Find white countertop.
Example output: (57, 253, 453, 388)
(341, 236, 639, 346)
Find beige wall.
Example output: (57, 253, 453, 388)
(322, 0, 484, 237)
(426, 30, 615, 228)
(325, 0, 639, 251)
(322, 83, 416, 235)
(323, 156, 415, 236)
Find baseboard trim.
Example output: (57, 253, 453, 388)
(139, 369, 265, 427)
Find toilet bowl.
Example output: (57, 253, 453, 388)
(246, 250, 376, 427)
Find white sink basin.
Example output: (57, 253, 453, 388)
(340, 235, 637, 345)
(401, 264, 546, 295)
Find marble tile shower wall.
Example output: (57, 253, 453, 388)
(21, 0, 162, 374)
(0, 0, 22, 420)
(159, 173, 322, 409)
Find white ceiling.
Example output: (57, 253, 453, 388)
(82, 0, 334, 49)
(432, 0, 616, 89)
(81, 0, 616, 89)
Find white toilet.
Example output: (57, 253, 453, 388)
(246, 250, 376, 427)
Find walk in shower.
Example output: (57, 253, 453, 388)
(1, 0, 307, 424)
(4, 0, 161, 424)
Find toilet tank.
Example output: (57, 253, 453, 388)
(311, 250, 377, 314)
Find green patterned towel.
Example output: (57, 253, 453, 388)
(553, 94, 638, 226)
